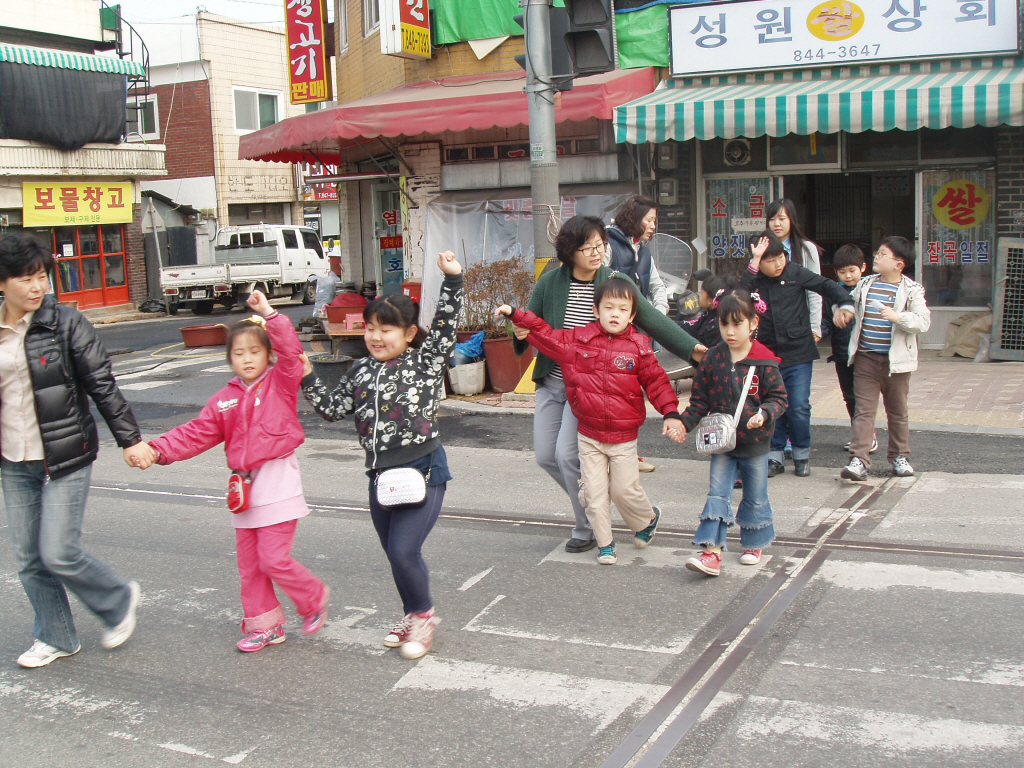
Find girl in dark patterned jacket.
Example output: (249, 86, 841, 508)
(678, 289, 788, 578)
(301, 251, 462, 660)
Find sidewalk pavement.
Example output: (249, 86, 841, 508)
(443, 350, 1024, 437)
(81, 303, 157, 325)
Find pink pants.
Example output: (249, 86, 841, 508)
(235, 520, 326, 633)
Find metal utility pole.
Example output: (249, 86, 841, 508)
(523, 0, 559, 265)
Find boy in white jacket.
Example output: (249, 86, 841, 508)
(833, 236, 930, 481)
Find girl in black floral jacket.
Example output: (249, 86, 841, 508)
(301, 251, 462, 660)
(677, 289, 788, 578)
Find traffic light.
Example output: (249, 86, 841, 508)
(563, 0, 615, 76)
(513, 8, 574, 91)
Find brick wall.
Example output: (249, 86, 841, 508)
(125, 202, 148, 305)
(149, 80, 215, 180)
(996, 126, 1024, 236)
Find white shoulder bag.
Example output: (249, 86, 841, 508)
(694, 365, 757, 455)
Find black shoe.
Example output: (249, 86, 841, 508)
(565, 537, 597, 553)
(794, 459, 810, 477)
(767, 460, 785, 477)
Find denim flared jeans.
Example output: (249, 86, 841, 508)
(693, 452, 775, 550)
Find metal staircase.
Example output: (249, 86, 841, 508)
(98, 2, 151, 135)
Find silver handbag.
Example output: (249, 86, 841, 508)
(695, 365, 756, 455)
(374, 467, 429, 509)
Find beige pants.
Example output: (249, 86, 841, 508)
(577, 434, 656, 548)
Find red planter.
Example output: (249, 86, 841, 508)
(180, 324, 227, 348)
(482, 336, 533, 393)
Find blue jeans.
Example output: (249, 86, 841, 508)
(693, 453, 775, 550)
(771, 362, 813, 463)
(368, 482, 445, 615)
(3, 459, 132, 652)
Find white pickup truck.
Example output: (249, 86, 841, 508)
(160, 224, 332, 315)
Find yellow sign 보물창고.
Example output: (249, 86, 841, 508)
(22, 183, 133, 227)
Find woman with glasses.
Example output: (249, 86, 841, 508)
(511, 216, 706, 554)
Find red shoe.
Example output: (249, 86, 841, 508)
(237, 624, 286, 652)
(399, 609, 437, 660)
(740, 549, 762, 565)
(685, 550, 722, 576)
(383, 614, 413, 648)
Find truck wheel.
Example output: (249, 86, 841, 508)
(302, 279, 316, 304)
(168, 303, 179, 316)
(193, 300, 215, 316)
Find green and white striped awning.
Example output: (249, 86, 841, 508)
(0, 42, 146, 78)
(615, 57, 1024, 144)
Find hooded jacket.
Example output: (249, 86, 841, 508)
(149, 312, 305, 471)
(680, 341, 788, 458)
(510, 308, 681, 444)
(302, 273, 462, 469)
(3, 294, 141, 479)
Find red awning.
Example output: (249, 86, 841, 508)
(238, 67, 655, 164)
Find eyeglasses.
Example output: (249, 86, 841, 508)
(577, 242, 607, 257)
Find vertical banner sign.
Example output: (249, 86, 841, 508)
(381, 0, 431, 59)
(285, 0, 332, 104)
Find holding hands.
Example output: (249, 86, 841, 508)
(438, 250, 462, 275)
(124, 441, 157, 470)
(663, 418, 686, 444)
(299, 352, 313, 378)
(493, 305, 529, 340)
(246, 289, 273, 316)
(833, 307, 855, 329)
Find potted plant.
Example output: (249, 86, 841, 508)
(460, 254, 536, 392)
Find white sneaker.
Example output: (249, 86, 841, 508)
(841, 457, 868, 481)
(101, 580, 140, 650)
(892, 457, 914, 477)
(399, 610, 437, 660)
(845, 431, 878, 453)
(739, 549, 762, 565)
(17, 640, 79, 668)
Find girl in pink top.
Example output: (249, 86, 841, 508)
(133, 291, 329, 653)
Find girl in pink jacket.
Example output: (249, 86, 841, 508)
(134, 291, 329, 653)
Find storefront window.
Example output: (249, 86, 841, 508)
(101, 224, 123, 254)
(705, 177, 772, 273)
(921, 127, 996, 162)
(848, 130, 918, 166)
(79, 226, 100, 255)
(769, 133, 840, 168)
(104, 255, 126, 287)
(57, 259, 81, 293)
(54, 226, 76, 259)
(82, 257, 102, 290)
(920, 169, 994, 307)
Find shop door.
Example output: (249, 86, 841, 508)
(372, 184, 404, 295)
(52, 224, 129, 308)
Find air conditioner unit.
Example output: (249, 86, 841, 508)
(991, 237, 1024, 361)
(724, 138, 752, 166)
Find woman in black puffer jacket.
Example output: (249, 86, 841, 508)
(0, 233, 154, 669)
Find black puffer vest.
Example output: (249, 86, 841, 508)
(3, 295, 141, 479)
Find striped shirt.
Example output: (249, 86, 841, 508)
(858, 280, 899, 353)
(549, 277, 595, 381)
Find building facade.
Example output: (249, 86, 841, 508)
(0, 0, 166, 308)
(134, 13, 306, 264)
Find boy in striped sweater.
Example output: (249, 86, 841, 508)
(832, 236, 930, 481)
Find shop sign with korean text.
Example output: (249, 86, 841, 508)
(22, 183, 132, 227)
(705, 178, 771, 260)
(669, 0, 1020, 77)
(285, 0, 332, 104)
(381, 0, 431, 59)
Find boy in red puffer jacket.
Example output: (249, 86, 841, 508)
(496, 277, 686, 565)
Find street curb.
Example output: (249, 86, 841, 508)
(440, 400, 1024, 436)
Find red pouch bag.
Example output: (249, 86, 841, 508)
(227, 471, 252, 514)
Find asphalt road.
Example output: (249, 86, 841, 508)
(0, 310, 1014, 768)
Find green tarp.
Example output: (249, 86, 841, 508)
(432, 0, 524, 45)
(615, 6, 668, 69)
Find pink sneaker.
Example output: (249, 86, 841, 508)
(740, 549, 762, 565)
(399, 609, 437, 660)
(303, 586, 330, 635)
(685, 550, 722, 576)
(383, 614, 413, 648)
(237, 624, 286, 652)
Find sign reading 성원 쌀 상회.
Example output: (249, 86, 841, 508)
(381, 0, 431, 59)
(285, 0, 333, 104)
(22, 183, 132, 227)
(668, 0, 1020, 77)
